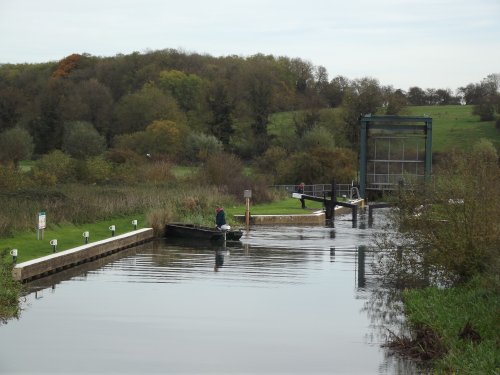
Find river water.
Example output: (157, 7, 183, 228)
(0, 210, 415, 374)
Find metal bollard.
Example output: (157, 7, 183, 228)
(50, 239, 58, 253)
(10, 249, 18, 263)
(83, 231, 90, 244)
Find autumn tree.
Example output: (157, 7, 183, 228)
(52, 54, 82, 79)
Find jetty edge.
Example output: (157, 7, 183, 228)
(12, 228, 154, 282)
(233, 198, 365, 225)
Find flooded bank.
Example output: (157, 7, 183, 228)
(0, 211, 415, 374)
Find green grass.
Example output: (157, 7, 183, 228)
(18, 160, 34, 172)
(403, 277, 499, 373)
(224, 197, 324, 219)
(268, 111, 298, 137)
(171, 165, 197, 179)
(403, 105, 499, 152)
(0, 198, 324, 263)
(0, 214, 146, 263)
(269, 105, 500, 153)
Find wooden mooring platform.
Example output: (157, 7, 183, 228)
(12, 228, 154, 282)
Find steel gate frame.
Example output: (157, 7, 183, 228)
(358, 115, 432, 198)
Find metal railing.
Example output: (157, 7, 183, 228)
(270, 183, 356, 199)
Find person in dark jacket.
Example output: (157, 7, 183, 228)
(296, 182, 306, 209)
(215, 207, 226, 229)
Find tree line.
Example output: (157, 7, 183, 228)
(0, 49, 498, 184)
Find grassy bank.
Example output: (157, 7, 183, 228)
(1, 196, 320, 264)
(225, 197, 323, 218)
(0, 214, 146, 264)
(401, 277, 499, 373)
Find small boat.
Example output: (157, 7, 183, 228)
(164, 223, 243, 242)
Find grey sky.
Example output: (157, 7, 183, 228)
(1, 0, 499, 91)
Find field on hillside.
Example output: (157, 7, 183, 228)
(403, 105, 499, 151)
(268, 105, 499, 153)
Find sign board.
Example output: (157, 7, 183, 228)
(244, 190, 252, 198)
(38, 211, 46, 230)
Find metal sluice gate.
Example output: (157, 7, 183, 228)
(359, 115, 432, 197)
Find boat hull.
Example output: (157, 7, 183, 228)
(164, 223, 242, 242)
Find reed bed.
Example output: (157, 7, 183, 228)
(0, 183, 237, 238)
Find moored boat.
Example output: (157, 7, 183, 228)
(164, 223, 243, 242)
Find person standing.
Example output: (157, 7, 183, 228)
(296, 182, 306, 209)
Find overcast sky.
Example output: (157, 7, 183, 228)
(1, 0, 499, 91)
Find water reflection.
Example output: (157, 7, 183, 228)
(0, 209, 416, 374)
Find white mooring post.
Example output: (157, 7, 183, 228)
(83, 231, 90, 244)
(50, 239, 58, 253)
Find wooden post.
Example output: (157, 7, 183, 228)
(357, 245, 366, 288)
(331, 178, 336, 224)
(244, 190, 252, 229)
(245, 197, 250, 228)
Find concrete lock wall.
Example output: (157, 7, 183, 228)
(12, 228, 154, 282)
(233, 199, 364, 225)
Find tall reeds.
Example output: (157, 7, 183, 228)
(0, 183, 236, 237)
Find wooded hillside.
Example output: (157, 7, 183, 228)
(0, 50, 498, 184)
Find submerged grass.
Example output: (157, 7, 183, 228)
(402, 277, 500, 373)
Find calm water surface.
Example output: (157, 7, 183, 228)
(0, 211, 415, 374)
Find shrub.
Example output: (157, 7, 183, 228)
(201, 153, 244, 187)
(105, 148, 143, 165)
(256, 146, 289, 183)
(0, 249, 22, 322)
(32, 150, 76, 184)
(184, 132, 223, 162)
(286, 147, 357, 184)
(140, 161, 174, 183)
(374, 140, 500, 286)
(0, 165, 34, 190)
(299, 126, 336, 151)
(147, 207, 176, 237)
(83, 156, 113, 183)
(62, 121, 106, 159)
